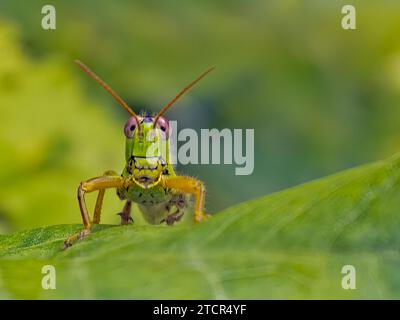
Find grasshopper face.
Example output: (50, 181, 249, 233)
(124, 115, 170, 188)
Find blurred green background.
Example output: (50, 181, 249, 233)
(0, 0, 400, 232)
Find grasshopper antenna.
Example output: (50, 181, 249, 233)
(75, 60, 141, 128)
(153, 66, 215, 126)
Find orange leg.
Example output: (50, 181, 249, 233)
(93, 170, 119, 224)
(161, 176, 210, 223)
(64, 173, 130, 248)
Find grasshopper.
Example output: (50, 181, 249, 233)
(64, 61, 214, 248)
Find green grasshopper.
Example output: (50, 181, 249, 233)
(64, 61, 214, 248)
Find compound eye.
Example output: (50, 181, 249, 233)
(124, 117, 138, 138)
(156, 116, 170, 138)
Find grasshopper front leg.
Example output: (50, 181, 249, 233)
(64, 173, 130, 248)
(93, 170, 119, 224)
(161, 176, 210, 223)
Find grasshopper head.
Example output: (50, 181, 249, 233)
(124, 115, 170, 188)
(74, 60, 214, 188)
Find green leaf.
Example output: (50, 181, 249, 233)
(1, 153, 400, 299)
